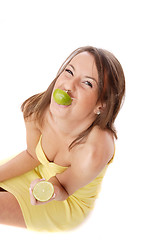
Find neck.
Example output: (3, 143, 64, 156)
(48, 108, 95, 142)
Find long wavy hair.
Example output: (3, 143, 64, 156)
(21, 46, 125, 149)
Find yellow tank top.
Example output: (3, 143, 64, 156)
(0, 135, 114, 232)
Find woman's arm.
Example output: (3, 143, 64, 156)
(0, 115, 41, 182)
(48, 176, 69, 201)
(49, 134, 114, 201)
(0, 150, 40, 182)
(54, 144, 109, 199)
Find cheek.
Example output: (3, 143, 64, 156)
(80, 95, 97, 110)
(53, 76, 62, 87)
(53, 81, 59, 89)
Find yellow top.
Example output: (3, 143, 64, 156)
(0, 135, 114, 232)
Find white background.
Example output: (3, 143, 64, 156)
(0, 0, 160, 239)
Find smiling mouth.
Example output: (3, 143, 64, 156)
(53, 88, 73, 106)
(54, 102, 72, 108)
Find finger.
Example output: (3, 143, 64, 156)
(29, 187, 37, 205)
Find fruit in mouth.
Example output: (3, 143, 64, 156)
(53, 89, 72, 106)
(33, 181, 54, 202)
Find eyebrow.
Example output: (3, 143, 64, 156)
(85, 76, 98, 85)
(68, 64, 98, 85)
(68, 64, 75, 71)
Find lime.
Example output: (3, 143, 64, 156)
(53, 89, 72, 105)
(33, 181, 54, 202)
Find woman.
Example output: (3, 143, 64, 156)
(0, 46, 125, 231)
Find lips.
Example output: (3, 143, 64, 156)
(54, 102, 70, 108)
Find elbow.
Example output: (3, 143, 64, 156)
(26, 149, 39, 163)
(26, 149, 34, 159)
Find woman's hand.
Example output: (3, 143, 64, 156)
(29, 178, 56, 205)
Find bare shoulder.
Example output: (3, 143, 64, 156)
(72, 126, 115, 174)
(24, 113, 42, 159)
(24, 113, 41, 137)
(56, 127, 115, 196)
(88, 126, 114, 162)
(88, 126, 114, 150)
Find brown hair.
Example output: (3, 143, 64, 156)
(21, 46, 125, 149)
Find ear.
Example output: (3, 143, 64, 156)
(94, 102, 106, 115)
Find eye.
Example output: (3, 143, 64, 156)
(84, 81, 93, 88)
(65, 69, 73, 76)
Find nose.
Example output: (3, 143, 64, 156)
(63, 77, 77, 93)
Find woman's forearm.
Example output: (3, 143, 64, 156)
(0, 150, 40, 182)
(48, 176, 69, 201)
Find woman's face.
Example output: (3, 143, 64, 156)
(50, 52, 101, 123)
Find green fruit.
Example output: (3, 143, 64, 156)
(33, 181, 54, 202)
(53, 89, 72, 105)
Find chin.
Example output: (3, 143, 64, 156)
(49, 102, 70, 117)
